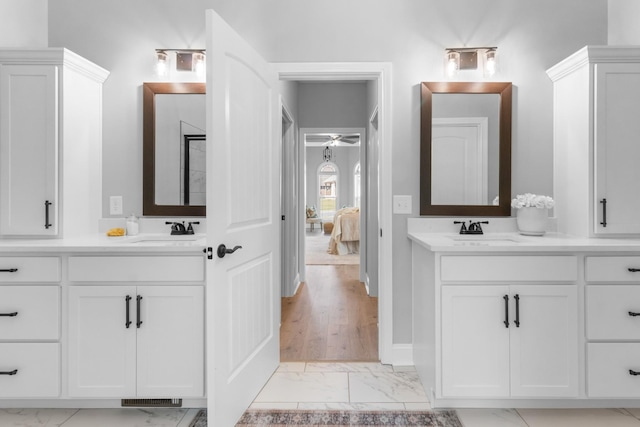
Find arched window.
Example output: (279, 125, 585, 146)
(354, 162, 361, 208)
(318, 162, 338, 221)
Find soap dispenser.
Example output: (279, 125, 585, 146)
(126, 213, 139, 236)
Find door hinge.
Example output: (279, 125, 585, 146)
(203, 247, 213, 260)
(380, 228, 383, 238)
(282, 215, 285, 221)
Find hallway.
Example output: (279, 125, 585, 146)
(280, 264, 378, 361)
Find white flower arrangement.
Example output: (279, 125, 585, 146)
(511, 193, 555, 209)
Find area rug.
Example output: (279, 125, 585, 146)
(305, 232, 359, 265)
(189, 409, 463, 426)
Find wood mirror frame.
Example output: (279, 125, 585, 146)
(420, 81, 512, 216)
(143, 82, 206, 216)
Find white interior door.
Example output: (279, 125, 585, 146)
(431, 117, 488, 205)
(206, 9, 281, 426)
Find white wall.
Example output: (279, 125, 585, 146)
(48, 0, 609, 345)
(0, 0, 47, 47)
(609, 0, 640, 44)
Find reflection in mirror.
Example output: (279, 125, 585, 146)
(431, 93, 500, 205)
(143, 82, 206, 216)
(420, 82, 512, 216)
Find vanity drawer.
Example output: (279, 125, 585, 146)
(0, 286, 59, 340)
(586, 257, 640, 282)
(588, 343, 640, 398)
(586, 285, 640, 339)
(0, 257, 60, 283)
(0, 343, 59, 398)
(68, 256, 204, 282)
(440, 256, 578, 282)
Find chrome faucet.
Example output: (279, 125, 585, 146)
(165, 221, 187, 235)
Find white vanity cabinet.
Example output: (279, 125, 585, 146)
(67, 255, 205, 398)
(0, 256, 61, 398)
(439, 255, 579, 399)
(585, 256, 640, 397)
(442, 284, 578, 398)
(0, 49, 108, 238)
(548, 46, 640, 237)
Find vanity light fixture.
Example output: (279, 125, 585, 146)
(445, 47, 498, 78)
(155, 49, 206, 76)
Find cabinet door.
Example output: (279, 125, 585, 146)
(0, 65, 58, 236)
(510, 285, 578, 397)
(441, 286, 510, 397)
(594, 63, 640, 235)
(136, 286, 204, 397)
(68, 286, 136, 397)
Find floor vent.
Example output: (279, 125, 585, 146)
(121, 398, 182, 407)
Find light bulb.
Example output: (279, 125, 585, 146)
(193, 52, 206, 77)
(446, 51, 459, 78)
(156, 51, 168, 77)
(485, 49, 497, 77)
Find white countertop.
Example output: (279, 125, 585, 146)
(0, 233, 206, 253)
(408, 231, 640, 253)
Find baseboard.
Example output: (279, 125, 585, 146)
(391, 343, 413, 366)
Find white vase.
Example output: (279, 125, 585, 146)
(516, 207, 548, 236)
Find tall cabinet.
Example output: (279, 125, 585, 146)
(547, 46, 640, 237)
(0, 49, 109, 238)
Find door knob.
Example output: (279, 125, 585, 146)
(217, 244, 243, 258)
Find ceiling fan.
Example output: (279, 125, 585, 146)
(305, 133, 361, 146)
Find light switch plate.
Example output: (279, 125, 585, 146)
(393, 195, 412, 214)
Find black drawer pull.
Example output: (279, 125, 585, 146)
(0, 312, 18, 317)
(514, 294, 520, 327)
(0, 370, 17, 376)
(503, 295, 509, 328)
(630, 312, 640, 317)
(629, 268, 640, 272)
(0, 269, 18, 273)
(44, 200, 52, 229)
(136, 295, 143, 328)
(600, 198, 607, 227)
(125, 295, 132, 329)
(630, 370, 640, 376)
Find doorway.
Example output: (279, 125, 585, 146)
(276, 62, 393, 365)
(281, 124, 377, 361)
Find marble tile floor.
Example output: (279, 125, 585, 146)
(4, 363, 640, 426)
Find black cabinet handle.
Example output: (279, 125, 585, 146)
(600, 198, 607, 227)
(125, 295, 132, 329)
(514, 294, 520, 327)
(503, 295, 509, 328)
(629, 268, 640, 272)
(0, 268, 18, 273)
(0, 370, 17, 375)
(136, 295, 143, 328)
(0, 312, 18, 317)
(44, 200, 52, 229)
(630, 370, 640, 376)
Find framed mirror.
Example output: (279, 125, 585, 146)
(420, 81, 512, 216)
(143, 82, 206, 216)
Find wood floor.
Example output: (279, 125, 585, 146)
(280, 264, 378, 361)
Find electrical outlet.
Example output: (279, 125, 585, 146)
(110, 196, 123, 215)
(393, 195, 412, 214)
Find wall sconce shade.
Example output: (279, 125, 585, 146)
(445, 46, 497, 78)
(155, 49, 206, 77)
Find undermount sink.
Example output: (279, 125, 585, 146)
(125, 234, 204, 245)
(448, 234, 521, 245)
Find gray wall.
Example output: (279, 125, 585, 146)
(42, 0, 610, 345)
(609, 0, 640, 44)
(0, 0, 47, 47)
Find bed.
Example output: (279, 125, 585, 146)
(327, 207, 360, 255)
